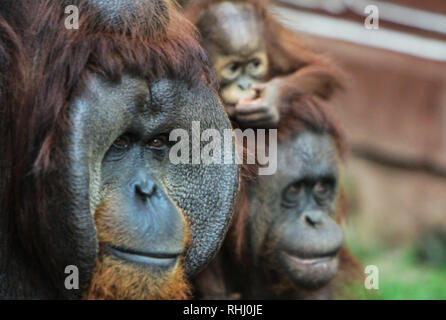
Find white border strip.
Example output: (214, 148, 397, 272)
(273, 7, 446, 62)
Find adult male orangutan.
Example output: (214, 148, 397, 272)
(0, 0, 238, 299)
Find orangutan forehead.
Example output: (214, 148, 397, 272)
(62, 0, 170, 34)
(278, 132, 339, 178)
(200, 2, 266, 57)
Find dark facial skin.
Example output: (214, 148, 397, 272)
(196, 2, 280, 127)
(0, 0, 239, 300)
(245, 132, 344, 297)
(68, 74, 238, 298)
(79, 75, 189, 272)
(101, 135, 186, 270)
(0, 73, 238, 299)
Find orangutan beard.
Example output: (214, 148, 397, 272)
(84, 252, 191, 300)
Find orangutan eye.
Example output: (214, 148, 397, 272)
(148, 136, 167, 149)
(288, 182, 302, 195)
(112, 135, 131, 149)
(313, 178, 335, 199)
(247, 56, 266, 78)
(282, 181, 304, 206)
(251, 58, 261, 68)
(227, 62, 240, 73)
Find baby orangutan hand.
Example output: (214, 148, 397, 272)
(233, 79, 282, 128)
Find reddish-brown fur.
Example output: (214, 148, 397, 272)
(84, 197, 192, 299)
(0, 0, 216, 299)
(185, 0, 344, 101)
(194, 95, 363, 299)
(186, 0, 362, 299)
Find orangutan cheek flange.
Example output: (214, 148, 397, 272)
(0, 0, 238, 300)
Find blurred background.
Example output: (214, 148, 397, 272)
(273, 0, 446, 299)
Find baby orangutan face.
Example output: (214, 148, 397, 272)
(197, 2, 269, 106)
(196, 2, 285, 128)
(214, 49, 268, 105)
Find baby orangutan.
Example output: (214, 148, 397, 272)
(185, 0, 342, 128)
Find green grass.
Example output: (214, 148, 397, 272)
(344, 229, 446, 300)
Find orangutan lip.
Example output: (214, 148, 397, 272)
(282, 252, 336, 265)
(106, 245, 180, 267)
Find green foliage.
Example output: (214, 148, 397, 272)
(414, 227, 446, 268)
(345, 230, 446, 300)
